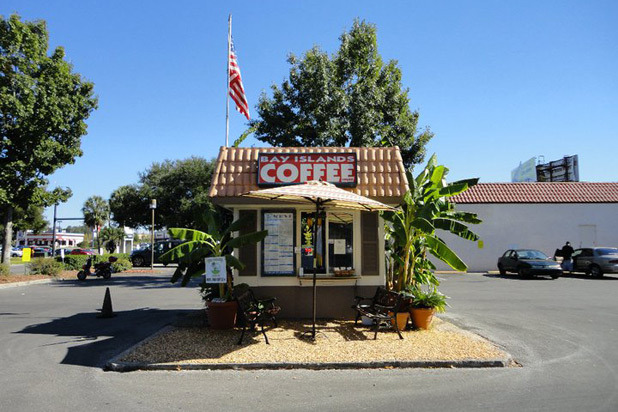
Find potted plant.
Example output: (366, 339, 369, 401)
(160, 210, 268, 329)
(407, 286, 448, 330)
(382, 154, 481, 324)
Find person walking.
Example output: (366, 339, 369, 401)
(560, 241, 574, 271)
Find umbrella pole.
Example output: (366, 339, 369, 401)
(311, 201, 319, 340)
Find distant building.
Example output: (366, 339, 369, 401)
(16, 230, 84, 248)
(511, 157, 537, 182)
(434, 182, 618, 271)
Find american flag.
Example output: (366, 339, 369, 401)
(228, 38, 250, 120)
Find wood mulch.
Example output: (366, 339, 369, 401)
(118, 317, 510, 366)
(0, 270, 77, 284)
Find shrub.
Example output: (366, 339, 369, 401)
(0, 264, 9, 277)
(58, 255, 90, 270)
(28, 258, 64, 276)
(111, 258, 132, 273)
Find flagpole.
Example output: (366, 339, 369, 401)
(225, 14, 232, 147)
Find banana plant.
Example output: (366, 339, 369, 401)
(383, 154, 482, 292)
(160, 211, 268, 300)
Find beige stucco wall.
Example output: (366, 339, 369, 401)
(433, 203, 618, 272)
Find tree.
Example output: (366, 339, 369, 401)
(0, 203, 48, 245)
(109, 157, 217, 230)
(99, 226, 125, 253)
(82, 196, 109, 251)
(249, 20, 433, 168)
(0, 15, 97, 263)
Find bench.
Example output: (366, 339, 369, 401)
(352, 287, 405, 339)
(233, 286, 281, 345)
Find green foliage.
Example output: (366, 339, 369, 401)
(250, 20, 432, 168)
(407, 287, 448, 313)
(99, 226, 125, 253)
(82, 195, 109, 250)
(383, 154, 482, 292)
(58, 254, 89, 270)
(111, 257, 132, 273)
(58, 253, 129, 270)
(0, 263, 8, 276)
(0, 14, 97, 263)
(160, 211, 268, 301)
(109, 157, 218, 230)
(28, 258, 63, 276)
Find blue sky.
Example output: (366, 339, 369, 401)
(2, 1, 617, 225)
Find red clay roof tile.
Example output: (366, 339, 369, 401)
(452, 182, 618, 203)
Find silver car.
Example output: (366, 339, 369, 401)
(571, 247, 618, 277)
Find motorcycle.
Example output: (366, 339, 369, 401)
(77, 256, 118, 281)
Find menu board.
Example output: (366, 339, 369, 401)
(263, 212, 295, 275)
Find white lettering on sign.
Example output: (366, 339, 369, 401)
(258, 152, 358, 186)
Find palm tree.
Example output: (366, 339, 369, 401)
(82, 196, 110, 252)
(99, 226, 126, 253)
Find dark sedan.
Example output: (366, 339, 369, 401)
(498, 249, 562, 279)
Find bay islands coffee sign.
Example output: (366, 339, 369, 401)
(257, 152, 357, 187)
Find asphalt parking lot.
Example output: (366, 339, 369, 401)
(0, 270, 616, 411)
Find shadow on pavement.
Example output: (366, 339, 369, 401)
(50, 274, 203, 290)
(483, 272, 617, 281)
(15, 308, 194, 368)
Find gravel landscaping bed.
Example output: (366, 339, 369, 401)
(113, 315, 513, 370)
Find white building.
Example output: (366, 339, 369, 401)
(16, 230, 84, 248)
(435, 182, 618, 272)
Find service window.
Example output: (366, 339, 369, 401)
(328, 212, 354, 272)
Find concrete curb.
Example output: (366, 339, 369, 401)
(106, 357, 514, 372)
(105, 326, 515, 372)
(0, 278, 55, 289)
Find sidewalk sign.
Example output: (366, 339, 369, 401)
(204, 257, 226, 284)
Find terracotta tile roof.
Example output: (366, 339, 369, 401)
(451, 182, 618, 203)
(209, 146, 408, 204)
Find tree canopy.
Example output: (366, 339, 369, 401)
(249, 20, 433, 168)
(0, 14, 97, 262)
(109, 157, 217, 230)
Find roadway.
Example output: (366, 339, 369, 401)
(0, 270, 616, 411)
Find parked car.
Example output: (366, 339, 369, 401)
(70, 248, 96, 255)
(130, 239, 186, 267)
(11, 247, 23, 257)
(571, 247, 618, 277)
(497, 249, 562, 279)
(31, 247, 52, 257)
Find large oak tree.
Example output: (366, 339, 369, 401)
(249, 20, 433, 168)
(0, 15, 97, 263)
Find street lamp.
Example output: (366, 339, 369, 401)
(150, 199, 157, 271)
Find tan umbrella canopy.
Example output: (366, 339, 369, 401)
(242, 180, 395, 340)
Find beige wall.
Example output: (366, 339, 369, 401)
(433, 203, 618, 272)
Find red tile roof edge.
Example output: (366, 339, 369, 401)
(451, 182, 618, 204)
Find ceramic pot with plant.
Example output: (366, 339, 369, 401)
(409, 287, 448, 330)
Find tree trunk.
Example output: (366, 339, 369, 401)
(2, 205, 14, 265)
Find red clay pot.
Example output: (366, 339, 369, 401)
(207, 300, 238, 330)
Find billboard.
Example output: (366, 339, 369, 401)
(511, 157, 537, 182)
(536, 155, 579, 182)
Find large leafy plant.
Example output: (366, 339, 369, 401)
(383, 154, 482, 292)
(160, 212, 268, 301)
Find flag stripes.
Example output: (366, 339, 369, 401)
(229, 39, 250, 120)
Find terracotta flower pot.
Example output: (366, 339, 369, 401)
(389, 311, 410, 331)
(410, 307, 435, 330)
(207, 300, 238, 330)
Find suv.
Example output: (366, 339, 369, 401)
(130, 239, 185, 267)
(571, 247, 618, 277)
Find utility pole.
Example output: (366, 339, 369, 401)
(51, 204, 58, 256)
(150, 199, 156, 271)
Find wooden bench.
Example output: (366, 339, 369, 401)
(233, 286, 281, 345)
(352, 287, 405, 339)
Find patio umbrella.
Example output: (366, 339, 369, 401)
(242, 180, 395, 340)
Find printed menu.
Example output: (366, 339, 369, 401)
(263, 212, 294, 275)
